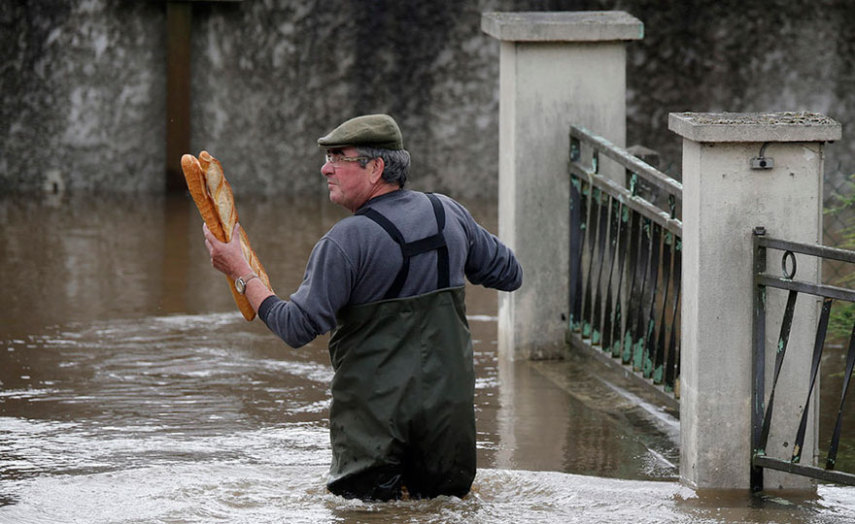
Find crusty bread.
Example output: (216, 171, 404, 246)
(198, 152, 235, 239)
(181, 154, 224, 239)
(181, 151, 272, 321)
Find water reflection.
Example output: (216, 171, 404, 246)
(1, 193, 853, 522)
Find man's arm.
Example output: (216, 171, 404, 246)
(464, 225, 523, 291)
(443, 198, 522, 291)
(258, 236, 353, 347)
(205, 222, 354, 347)
(203, 223, 274, 312)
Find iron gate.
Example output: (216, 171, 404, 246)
(567, 125, 683, 408)
(751, 228, 855, 489)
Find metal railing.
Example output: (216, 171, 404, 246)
(567, 126, 683, 408)
(751, 229, 855, 489)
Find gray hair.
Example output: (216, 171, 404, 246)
(356, 146, 411, 188)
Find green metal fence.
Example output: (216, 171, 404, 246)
(751, 231, 855, 490)
(567, 126, 683, 409)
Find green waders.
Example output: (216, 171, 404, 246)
(325, 194, 476, 500)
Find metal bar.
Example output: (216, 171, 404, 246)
(756, 275, 855, 302)
(665, 240, 681, 395)
(569, 126, 683, 201)
(569, 176, 583, 330)
(751, 228, 768, 492)
(632, 218, 653, 371)
(826, 320, 855, 469)
(642, 223, 662, 378)
(580, 179, 594, 333)
(570, 135, 581, 164)
(653, 230, 673, 385)
(569, 176, 587, 331)
(759, 290, 798, 454)
(758, 237, 855, 264)
(591, 190, 610, 345)
(753, 455, 855, 486)
(621, 210, 641, 363)
(792, 297, 833, 463)
(602, 197, 622, 352)
(569, 163, 682, 236)
(623, 213, 649, 364)
(582, 187, 602, 339)
(610, 203, 631, 357)
(585, 140, 606, 342)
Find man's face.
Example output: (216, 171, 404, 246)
(321, 146, 374, 212)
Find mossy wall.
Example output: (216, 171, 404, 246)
(2, 0, 853, 197)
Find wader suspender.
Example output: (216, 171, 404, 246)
(356, 193, 450, 300)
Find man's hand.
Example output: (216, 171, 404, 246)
(203, 223, 253, 280)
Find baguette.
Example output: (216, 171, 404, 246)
(181, 154, 224, 239)
(181, 152, 272, 321)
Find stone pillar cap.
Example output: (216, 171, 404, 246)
(482, 11, 643, 42)
(669, 111, 842, 143)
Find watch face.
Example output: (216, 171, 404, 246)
(235, 277, 245, 294)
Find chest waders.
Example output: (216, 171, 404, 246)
(326, 194, 476, 501)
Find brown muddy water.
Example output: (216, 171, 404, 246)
(1, 192, 853, 523)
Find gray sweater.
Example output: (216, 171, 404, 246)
(258, 190, 522, 348)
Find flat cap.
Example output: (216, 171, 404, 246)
(317, 114, 404, 150)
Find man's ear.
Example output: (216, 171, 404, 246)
(368, 157, 385, 184)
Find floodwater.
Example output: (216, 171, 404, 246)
(1, 192, 854, 523)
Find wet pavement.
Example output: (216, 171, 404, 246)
(1, 192, 853, 523)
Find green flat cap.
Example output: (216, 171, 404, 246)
(317, 114, 404, 150)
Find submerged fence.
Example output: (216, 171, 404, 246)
(751, 230, 855, 489)
(567, 126, 683, 407)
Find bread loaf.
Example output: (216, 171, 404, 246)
(181, 152, 272, 321)
(181, 154, 224, 239)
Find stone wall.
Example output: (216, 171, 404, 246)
(2, 0, 853, 196)
(622, 0, 855, 180)
(2, 1, 165, 192)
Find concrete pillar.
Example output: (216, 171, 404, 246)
(482, 11, 643, 360)
(670, 112, 842, 490)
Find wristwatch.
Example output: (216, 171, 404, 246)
(235, 272, 259, 295)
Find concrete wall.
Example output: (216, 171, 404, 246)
(2, 0, 854, 195)
(2, 1, 166, 192)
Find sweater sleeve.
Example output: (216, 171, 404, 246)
(257, 236, 354, 348)
(446, 197, 522, 292)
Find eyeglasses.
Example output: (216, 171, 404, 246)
(325, 153, 371, 165)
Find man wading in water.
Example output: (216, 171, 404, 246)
(203, 114, 522, 500)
